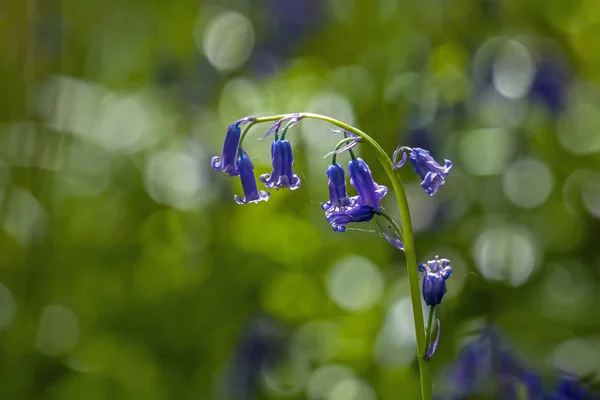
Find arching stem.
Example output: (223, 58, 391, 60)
(238, 113, 432, 400)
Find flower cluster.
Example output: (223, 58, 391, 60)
(323, 157, 388, 232)
(212, 115, 454, 235)
(437, 327, 598, 399)
(211, 116, 400, 233)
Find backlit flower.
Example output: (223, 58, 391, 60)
(260, 139, 301, 190)
(322, 163, 353, 211)
(418, 256, 453, 306)
(234, 149, 270, 204)
(211, 117, 255, 176)
(348, 158, 388, 209)
(393, 147, 452, 196)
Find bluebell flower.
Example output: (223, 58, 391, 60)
(219, 316, 287, 400)
(260, 139, 301, 190)
(325, 204, 375, 232)
(418, 256, 452, 306)
(548, 374, 598, 400)
(393, 147, 452, 196)
(322, 163, 353, 211)
(348, 158, 388, 209)
(211, 117, 255, 176)
(234, 149, 270, 205)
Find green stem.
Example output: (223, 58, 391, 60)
(424, 306, 435, 355)
(329, 137, 358, 164)
(239, 113, 432, 399)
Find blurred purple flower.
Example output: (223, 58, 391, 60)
(348, 158, 388, 209)
(220, 316, 287, 400)
(234, 149, 270, 204)
(418, 256, 452, 306)
(322, 163, 354, 211)
(548, 374, 599, 400)
(438, 327, 599, 399)
(260, 139, 301, 190)
(530, 58, 570, 113)
(394, 147, 452, 195)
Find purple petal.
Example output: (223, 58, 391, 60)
(423, 318, 441, 360)
(323, 138, 360, 158)
(328, 127, 357, 137)
(235, 116, 257, 125)
(261, 114, 302, 139)
(392, 147, 408, 170)
(377, 221, 405, 251)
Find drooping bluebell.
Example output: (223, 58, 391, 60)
(393, 147, 452, 196)
(260, 139, 301, 190)
(348, 158, 388, 209)
(322, 163, 353, 211)
(418, 256, 453, 306)
(211, 117, 255, 176)
(234, 149, 270, 205)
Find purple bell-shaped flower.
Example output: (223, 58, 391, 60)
(260, 139, 301, 190)
(393, 147, 452, 196)
(322, 163, 353, 211)
(347, 158, 388, 209)
(418, 256, 453, 306)
(234, 149, 270, 205)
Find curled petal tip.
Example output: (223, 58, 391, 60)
(235, 116, 256, 125)
(423, 318, 441, 360)
(323, 138, 360, 158)
(377, 221, 405, 251)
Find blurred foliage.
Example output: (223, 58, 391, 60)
(0, 0, 600, 399)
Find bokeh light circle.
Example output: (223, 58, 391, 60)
(326, 255, 384, 312)
(503, 157, 554, 209)
(200, 11, 255, 72)
(473, 225, 537, 286)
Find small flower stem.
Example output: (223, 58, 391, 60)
(239, 113, 432, 400)
(329, 137, 359, 164)
(424, 306, 435, 355)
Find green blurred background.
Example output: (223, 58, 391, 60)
(0, 0, 599, 398)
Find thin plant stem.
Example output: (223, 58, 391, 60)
(239, 113, 432, 400)
(424, 306, 435, 355)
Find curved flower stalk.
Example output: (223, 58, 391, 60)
(211, 112, 454, 400)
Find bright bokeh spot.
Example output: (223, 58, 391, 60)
(503, 157, 554, 209)
(328, 377, 377, 400)
(199, 11, 255, 72)
(35, 305, 80, 356)
(460, 128, 515, 176)
(373, 297, 417, 366)
(293, 321, 341, 362)
(493, 40, 535, 100)
(327, 255, 384, 312)
(557, 81, 600, 154)
(473, 225, 537, 286)
(144, 150, 209, 210)
(2, 188, 46, 247)
(306, 364, 355, 400)
(551, 338, 600, 378)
